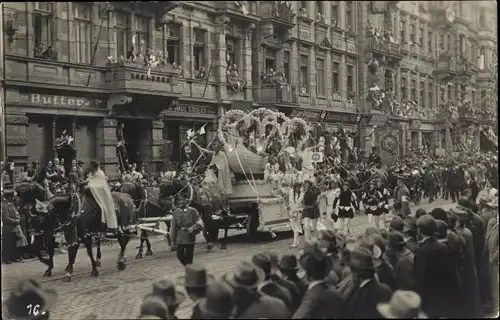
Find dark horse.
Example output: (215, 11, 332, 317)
(135, 178, 234, 255)
(34, 189, 135, 282)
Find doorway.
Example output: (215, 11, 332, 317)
(119, 119, 147, 166)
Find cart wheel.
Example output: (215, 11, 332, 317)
(246, 212, 260, 241)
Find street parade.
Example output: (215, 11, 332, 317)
(0, 1, 499, 320)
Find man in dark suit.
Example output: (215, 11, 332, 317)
(447, 165, 463, 202)
(340, 240, 393, 319)
(2, 189, 22, 264)
(268, 252, 301, 313)
(394, 176, 411, 217)
(414, 215, 459, 318)
(252, 253, 293, 313)
(223, 261, 290, 319)
(293, 243, 343, 319)
(279, 254, 308, 300)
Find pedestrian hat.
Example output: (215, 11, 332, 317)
(139, 295, 169, 320)
(279, 254, 300, 272)
(450, 207, 468, 219)
(403, 216, 417, 233)
(251, 253, 272, 277)
(348, 245, 377, 271)
(489, 197, 499, 208)
(370, 234, 388, 256)
(3, 278, 58, 320)
(299, 242, 329, 277)
(457, 198, 479, 213)
(389, 216, 405, 233)
(478, 194, 493, 206)
(198, 281, 235, 319)
(435, 220, 448, 239)
(152, 278, 186, 307)
(223, 261, 265, 289)
(416, 215, 437, 234)
(388, 231, 406, 249)
(181, 264, 214, 288)
(377, 290, 428, 319)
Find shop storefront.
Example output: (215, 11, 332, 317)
(162, 102, 218, 164)
(5, 89, 106, 168)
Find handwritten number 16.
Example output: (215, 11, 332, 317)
(27, 304, 40, 316)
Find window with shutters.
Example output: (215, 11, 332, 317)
(479, 8, 486, 28)
(135, 15, 149, 55)
(480, 90, 487, 109)
(316, 58, 325, 96)
(115, 12, 129, 59)
(418, 26, 424, 48)
(193, 29, 206, 72)
(446, 34, 452, 52)
(299, 54, 309, 94)
(265, 48, 276, 72)
(346, 1, 354, 31)
(428, 82, 433, 109)
(400, 19, 406, 44)
(331, 2, 339, 23)
(33, 3, 53, 55)
(316, 1, 323, 15)
(471, 90, 476, 107)
(447, 85, 452, 101)
(332, 62, 340, 95)
(439, 34, 445, 51)
(347, 65, 354, 94)
(166, 24, 181, 65)
(427, 32, 433, 55)
(479, 47, 486, 70)
(226, 36, 239, 68)
(420, 81, 425, 108)
(410, 23, 416, 43)
(74, 3, 92, 63)
(411, 79, 417, 101)
(283, 51, 291, 83)
(300, 1, 307, 10)
(401, 77, 407, 99)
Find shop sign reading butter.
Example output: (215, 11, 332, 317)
(167, 104, 217, 115)
(19, 93, 105, 108)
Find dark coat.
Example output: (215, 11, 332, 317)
(392, 248, 415, 291)
(456, 227, 483, 317)
(234, 291, 290, 319)
(274, 276, 301, 313)
(259, 281, 293, 313)
(405, 236, 418, 254)
(375, 258, 396, 291)
(447, 169, 463, 189)
(293, 281, 343, 319)
(341, 278, 393, 319)
(414, 237, 461, 318)
(284, 274, 308, 300)
(2, 201, 20, 232)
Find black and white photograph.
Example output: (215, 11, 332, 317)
(0, 1, 498, 319)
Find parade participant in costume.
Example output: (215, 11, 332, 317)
(362, 181, 383, 228)
(302, 180, 320, 243)
(286, 181, 304, 248)
(170, 193, 204, 266)
(82, 160, 118, 230)
(394, 175, 411, 217)
(325, 181, 340, 230)
(333, 182, 359, 235)
(376, 178, 390, 227)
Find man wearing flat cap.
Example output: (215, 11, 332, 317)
(414, 215, 458, 318)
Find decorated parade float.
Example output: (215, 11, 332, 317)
(213, 108, 316, 238)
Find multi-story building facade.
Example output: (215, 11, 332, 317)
(1, 1, 496, 174)
(360, 1, 497, 161)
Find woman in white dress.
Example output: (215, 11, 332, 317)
(325, 181, 341, 230)
(286, 182, 304, 248)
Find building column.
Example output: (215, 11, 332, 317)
(98, 118, 119, 178)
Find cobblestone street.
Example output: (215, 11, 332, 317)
(2, 199, 454, 319)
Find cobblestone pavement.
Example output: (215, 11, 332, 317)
(2, 199, 454, 319)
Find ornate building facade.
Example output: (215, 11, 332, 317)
(2, 1, 496, 174)
(360, 1, 497, 161)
